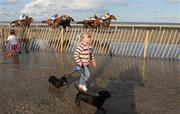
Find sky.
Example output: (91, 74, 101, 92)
(0, 0, 180, 23)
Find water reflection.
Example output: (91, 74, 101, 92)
(0, 52, 179, 114)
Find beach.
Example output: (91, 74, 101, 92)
(0, 52, 179, 114)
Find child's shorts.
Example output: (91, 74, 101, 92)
(11, 44, 19, 50)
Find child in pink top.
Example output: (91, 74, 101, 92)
(7, 29, 20, 56)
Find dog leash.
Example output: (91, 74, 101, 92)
(62, 70, 77, 78)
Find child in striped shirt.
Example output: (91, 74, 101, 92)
(74, 31, 96, 92)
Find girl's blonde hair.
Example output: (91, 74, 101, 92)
(80, 31, 91, 39)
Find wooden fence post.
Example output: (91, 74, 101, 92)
(1, 28, 6, 54)
(60, 29, 64, 53)
(143, 30, 149, 59)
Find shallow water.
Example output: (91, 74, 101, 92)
(0, 52, 179, 114)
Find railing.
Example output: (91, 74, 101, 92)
(0, 25, 179, 60)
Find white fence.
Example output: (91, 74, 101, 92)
(0, 24, 180, 60)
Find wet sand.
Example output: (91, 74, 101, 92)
(0, 52, 179, 114)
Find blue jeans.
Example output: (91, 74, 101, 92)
(79, 65, 90, 85)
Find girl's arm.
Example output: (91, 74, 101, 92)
(74, 44, 83, 66)
(90, 46, 96, 62)
(90, 48, 96, 67)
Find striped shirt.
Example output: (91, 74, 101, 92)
(74, 42, 96, 66)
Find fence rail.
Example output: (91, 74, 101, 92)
(0, 25, 180, 60)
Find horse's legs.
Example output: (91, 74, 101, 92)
(68, 25, 72, 28)
(63, 26, 66, 32)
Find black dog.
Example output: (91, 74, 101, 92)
(74, 84, 111, 113)
(48, 75, 69, 89)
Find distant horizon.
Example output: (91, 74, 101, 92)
(1, 21, 180, 26)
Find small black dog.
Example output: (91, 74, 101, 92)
(48, 75, 69, 89)
(74, 84, 111, 112)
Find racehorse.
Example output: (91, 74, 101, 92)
(10, 17, 33, 28)
(59, 16, 74, 30)
(77, 16, 101, 29)
(42, 17, 61, 28)
(100, 15, 117, 29)
(41, 19, 52, 27)
(42, 16, 74, 30)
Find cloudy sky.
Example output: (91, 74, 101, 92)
(0, 0, 180, 23)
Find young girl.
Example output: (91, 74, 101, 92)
(74, 31, 96, 92)
(7, 29, 19, 56)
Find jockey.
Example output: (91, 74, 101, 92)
(19, 13, 28, 20)
(90, 16, 95, 21)
(51, 14, 58, 23)
(101, 13, 110, 20)
(62, 15, 68, 21)
(93, 14, 98, 20)
(86, 14, 97, 21)
(19, 13, 28, 24)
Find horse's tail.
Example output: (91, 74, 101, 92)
(77, 21, 84, 24)
(42, 20, 47, 23)
(10, 20, 16, 24)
